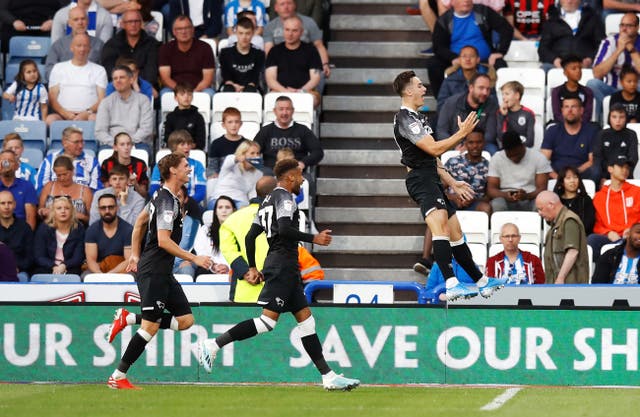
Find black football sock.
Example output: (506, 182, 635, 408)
(432, 236, 455, 280)
(301, 334, 331, 375)
(215, 319, 258, 348)
(451, 240, 483, 282)
(117, 330, 151, 373)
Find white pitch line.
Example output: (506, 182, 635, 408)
(480, 387, 522, 411)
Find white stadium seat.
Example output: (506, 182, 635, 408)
(196, 274, 229, 283)
(83, 273, 135, 283)
(212, 92, 263, 124)
(456, 211, 489, 244)
(496, 67, 546, 99)
(503, 40, 540, 67)
(263, 92, 314, 127)
(490, 211, 542, 245)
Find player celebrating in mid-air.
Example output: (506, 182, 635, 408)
(393, 70, 507, 301)
(198, 159, 360, 391)
(106, 152, 213, 389)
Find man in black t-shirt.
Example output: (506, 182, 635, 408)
(393, 70, 507, 302)
(198, 159, 360, 391)
(265, 15, 322, 107)
(106, 152, 212, 390)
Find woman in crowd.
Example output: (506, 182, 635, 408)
(209, 140, 263, 209)
(553, 165, 595, 234)
(38, 155, 93, 225)
(100, 132, 149, 199)
(33, 195, 86, 275)
(192, 195, 236, 276)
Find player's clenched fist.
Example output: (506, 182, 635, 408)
(313, 229, 332, 246)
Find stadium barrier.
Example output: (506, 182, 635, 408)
(2, 303, 640, 386)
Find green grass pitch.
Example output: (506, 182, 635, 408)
(2, 384, 640, 417)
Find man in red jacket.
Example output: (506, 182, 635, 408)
(589, 155, 640, 262)
(486, 223, 545, 284)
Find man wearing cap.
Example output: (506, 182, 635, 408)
(589, 155, 640, 262)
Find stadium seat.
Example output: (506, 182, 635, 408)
(156, 148, 170, 163)
(299, 209, 307, 232)
(503, 40, 539, 68)
(8, 36, 51, 63)
(298, 179, 310, 210)
(217, 38, 230, 53)
(468, 242, 487, 272)
(496, 68, 546, 99)
(50, 120, 96, 141)
(456, 211, 489, 244)
(601, 242, 622, 255)
(21, 146, 43, 168)
(200, 38, 217, 63)
(0, 120, 46, 151)
(202, 209, 214, 226)
(605, 13, 640, 36)
(98, 147, 149, 166)
(159, 92, 211, 139)
(489, 242, 540, 257)
(602, 95, 611, 124)
(212, 92, 263, 124)
(520, 95, 544, 147)
(83, 273, 135, 283)
(490, 211, 542, 245)
(150, 11, 164, 42)
(174, 274, 194, 283)
(196, 274, 229, 283)
(49, 140, 97, 155)
(30, 274, 81, 283)
(263, 92, 314, 127)
(210, 120, 261, 141)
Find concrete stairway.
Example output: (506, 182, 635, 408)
(315, 0, 434, 282)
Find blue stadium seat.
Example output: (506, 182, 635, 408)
(49, 120, 96, 141)
(0, 120, 46, 149)
(1, 98, 14, 120)
(8, 36, 51, 63)
(22, 146, 44, 167)
(30, 274, 82, 283)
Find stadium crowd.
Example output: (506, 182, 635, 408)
(0, 0, 639, 292)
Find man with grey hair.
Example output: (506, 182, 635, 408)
(36, 127, 101, 192)
(536, 190, 589, 284)
(95, 65, 154, 152)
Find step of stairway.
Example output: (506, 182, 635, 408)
(322, 95, 437, 112)
(316, 207, 422, 223)
(321, 149, 401, 165)
(314, 235, 422, 252)
(317, 178, 407, 196)
(320, 122, 394, 138)
(328, 41, 426, 58)
(331, 14, 426, 31)
(324, 268, 426, 282)
(328, 67, 429, 84)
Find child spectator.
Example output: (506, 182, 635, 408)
(2, 134, 36, 187)
(219, 17, 265, 93)
(163, 82, 207, 150)
(227, 10, 265, 50)
(592, 103, 638, 184)
(496, 81, 535, 148)
(207, 107, 246, 178)
(105, 57, 155, 101)
(223, 0, 267, 36)
(100, 132, 149, 199)
(550, 54, 594, 124)
(150, 130, 206, 203)
(608, 66, 640, 123)
(1, 59, 48, 121)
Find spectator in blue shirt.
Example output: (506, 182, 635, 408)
(150, 130, 206, 203)
(0, 149, 37, 230)
(3, 133, 36, 187)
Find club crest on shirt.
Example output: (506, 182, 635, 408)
(626, 197, 634, 207)
(409, 122, 421, 135)
(163, 210, 174, 223)
(518, 116, 526, 126)
(283, 200, 293, 212)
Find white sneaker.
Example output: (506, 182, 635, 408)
(198, 341, 216, 373)
(322, 373, 360, 391)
